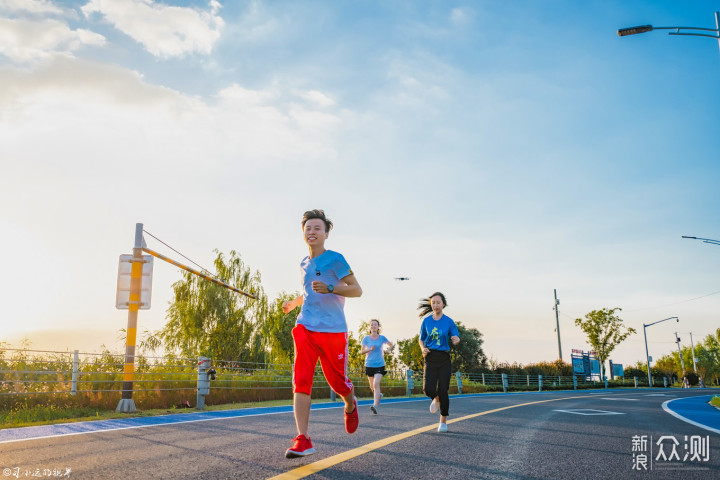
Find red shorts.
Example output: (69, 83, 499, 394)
(292, 324, 353, 397)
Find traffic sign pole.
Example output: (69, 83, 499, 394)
(116, 223, 144, 413)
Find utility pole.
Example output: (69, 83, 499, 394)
(554, 289, 562, 361)
(690, 332, 698, 373)
(675, 332, 686, 372)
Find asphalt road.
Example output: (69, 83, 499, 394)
(1, 388, 719, 479)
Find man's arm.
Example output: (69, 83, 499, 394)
(311, 273, 362, 297)
(282, 295, 303, 314)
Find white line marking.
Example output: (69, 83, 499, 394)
(553, 409, 625, 415)
(598, 398, 638, 401)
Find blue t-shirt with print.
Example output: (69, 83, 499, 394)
(419, 314, 459, 352)
(297, 250, 352, 333)
(361, 334, 390, 367)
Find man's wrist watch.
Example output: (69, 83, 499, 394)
(327, 284, 334, 293)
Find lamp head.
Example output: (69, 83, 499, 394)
(618, 25, 653, 36)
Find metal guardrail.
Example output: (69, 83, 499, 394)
(0, 348, 671, 410)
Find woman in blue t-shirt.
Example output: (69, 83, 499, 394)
(418, 292, 460, 432)
(360, 319, 394, 414)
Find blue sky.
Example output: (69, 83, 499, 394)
(1, 0, 720, 367)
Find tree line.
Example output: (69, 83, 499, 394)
(624, 328, 720, 386)
(138, 250, 488, 373)
(138, 250, 718, 383)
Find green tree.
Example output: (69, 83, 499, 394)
(397, 334, 423, 373)
(701, 332, 720, 385)
(347, 331, 364, 374)
(574, 307, 636, 380)
(450, 321, 487, 373)
(654, 355, 678, 385)
(264, 291, 300, 364)
(158, 250, 268, 361)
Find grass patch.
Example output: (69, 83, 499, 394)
(710, 396, 720, 409)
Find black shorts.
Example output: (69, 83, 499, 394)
(366, 366, 387, 377)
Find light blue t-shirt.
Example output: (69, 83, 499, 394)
(420, 314, 459, 352)
(361, 334, 390, 367)
(297, 250, 352, 333)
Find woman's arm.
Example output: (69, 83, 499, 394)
(418, 338, 430, 357)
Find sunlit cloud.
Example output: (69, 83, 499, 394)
(0, 17, 104, 62)
(0, 0, 65, 16)
(82, 0, 224, 58)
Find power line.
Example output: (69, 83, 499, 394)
(557, 289, 720, 318)
(625, 290, 720, 312)
(142, 229, 217, 278)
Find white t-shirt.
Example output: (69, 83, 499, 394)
(297, 250, 352, 333)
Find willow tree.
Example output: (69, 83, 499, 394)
(159, 250, 268, 362)
(574, 307, 636, 380)
(264, 291, 300, 365)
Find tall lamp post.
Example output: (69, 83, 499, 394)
(554, 289, 562, 361)
(682, 235, 720, 245)
(618, 11, 720, 55)
(643, 316, 679, 387)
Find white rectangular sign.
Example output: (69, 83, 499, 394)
(116, 254, 153, 309)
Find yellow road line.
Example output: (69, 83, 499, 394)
(268, 395, 587, 479)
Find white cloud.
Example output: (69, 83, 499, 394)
(298, 90, 336, 108)
(0, 17, 105, 61)
(0, 55, 344, 176)
(449, 7, 474, 27)
(82, 0, 224, 58)
(0, 0, 64, 15)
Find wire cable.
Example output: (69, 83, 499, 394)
(142, 229, 217, 277)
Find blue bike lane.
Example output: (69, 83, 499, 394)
(663, 394, 720, 434)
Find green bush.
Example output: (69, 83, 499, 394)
(684, 371, 699, 386)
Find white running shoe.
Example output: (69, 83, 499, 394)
(379, 393, 383, 401)
(429, 397, 439, 414)
(437, 422, 447, 433)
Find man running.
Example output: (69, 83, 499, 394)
(283, 209, 363, 458)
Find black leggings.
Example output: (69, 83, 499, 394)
(423, 350, 451, 416)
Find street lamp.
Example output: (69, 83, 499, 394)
(643, 316, 679, 387)
(618, 11, 720, 55)
(682, 235, 720, 245)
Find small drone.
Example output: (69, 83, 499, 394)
(394, 277, 410, 281)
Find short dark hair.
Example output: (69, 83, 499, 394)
(302, 209, 333, 232)
(417, 292, 447, 318)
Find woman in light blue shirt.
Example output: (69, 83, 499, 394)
(361, 319, 394, 414)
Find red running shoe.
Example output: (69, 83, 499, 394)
(344, 397, 359, 434)
(285, 434, 315, 458)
